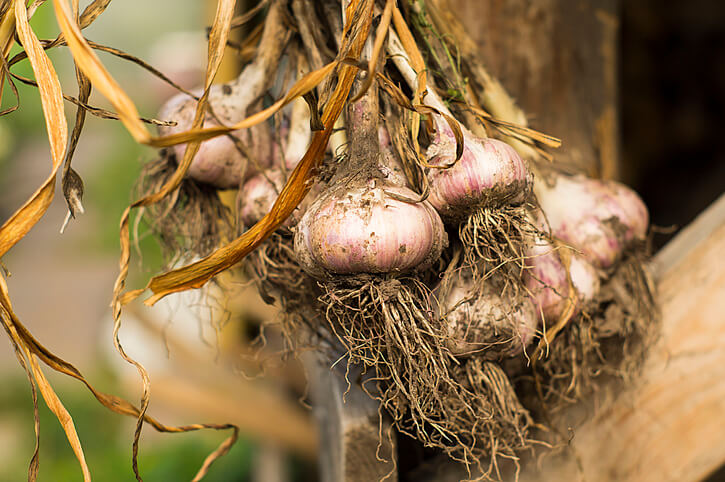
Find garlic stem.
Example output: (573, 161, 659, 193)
(225, 0, 286, 109)
(386, 29, 451, 117)
(284, 96, 312, 171)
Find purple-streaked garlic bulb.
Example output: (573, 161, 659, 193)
(425, 102, 531, 220)
(157, 86, 273, 189)
(386, 31, 531, 220)
(239, 170, 285, 228)
(524, 236, 601, 322)
(436, 272, 538, 358)
(294, 180, 446, 279)
(534, 173, 649, 268)
(295, 73, 447, 279)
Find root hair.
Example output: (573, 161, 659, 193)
(134, 153, 233, 264)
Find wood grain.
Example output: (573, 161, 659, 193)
(306, 353, 397, 482)
(445, 0, 620, 179)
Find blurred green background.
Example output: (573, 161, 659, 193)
(0, 2, 312, 481)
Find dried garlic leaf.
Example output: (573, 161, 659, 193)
(0, 0, 67, 257)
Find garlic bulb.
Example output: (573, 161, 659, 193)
(156, 2, 286, 189)
(157, 84, 273, 189)
(385, 33, 531, 220)
(426, 116, 531, 220)
(436, 272, 538, 358)
(239, 170, 285, 228)
(534, 173, 649, 268)
(238, 168, 323, 229)
(524, 236, 601, 322)
(294, 180, 446, 279)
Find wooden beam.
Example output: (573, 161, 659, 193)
(520, 193, 725, 481)
(305, 353, 397, 482)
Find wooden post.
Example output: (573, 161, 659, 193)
(446, 0, 620, 179)
(305, 353, 397, 482)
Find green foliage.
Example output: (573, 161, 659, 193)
(0, 373, 255, 482)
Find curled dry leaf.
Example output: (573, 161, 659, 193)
(60, 167, 85, 234)
(29, 355, 92, 482)
(60, 62, 91, 235)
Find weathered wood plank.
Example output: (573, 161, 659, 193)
(446, 0, 620, 179)
(306, 352, 397, 482)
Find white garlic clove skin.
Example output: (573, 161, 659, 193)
(436, 273, 538, 359)
(294, 180, 447, 280)
(239, 170, 285, 228)
(157, 85, 273, 189)
(568, 252, 601, 307)
(534, 173, 649, 268)
(425, 115, 531, 220)
(524, 236, 602, 323)
(238, 169, 323, 229)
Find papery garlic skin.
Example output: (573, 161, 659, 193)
(437, 277, 538, 358)
(524, 236, 601, 322)
(239, 170, 284, 228)
(157, 83, 272, 189)
(238, 169, 323, 229)
(294, 181, 446, 279)
(534, 174, 649, 268)
(568, 253, 601, 305)
(378, 126, 409, 187)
